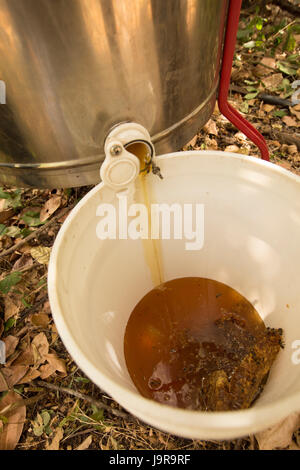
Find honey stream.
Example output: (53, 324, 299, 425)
(126, 142, 164, 285)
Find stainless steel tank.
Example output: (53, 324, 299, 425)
(0, 0, 228, 188)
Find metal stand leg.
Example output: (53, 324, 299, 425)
(218, 0, 269, 161)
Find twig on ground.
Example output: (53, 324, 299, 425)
(61, 427, 99, 443)
(0, 393, 46, 415)
(239, 55, 278, 73)
(267, 18, 296, 43)
(253, 61, 278, 73)
(0, 202, 76, 259)
(270, 0, 300, 16)
(18, 294, 49, 321)
(258, 93, 293, 109)
(229, 85, 293, 108)
(36, 380, 134, 421)
(17, 260, 40, 274)
(272, 131, 300, 149)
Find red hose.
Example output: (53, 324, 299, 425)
(218, 0, 270, 161)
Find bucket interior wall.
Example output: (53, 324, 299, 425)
(52, 152, 300, 408)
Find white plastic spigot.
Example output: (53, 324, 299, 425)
(100, 140, 140, 191)
(101, 123, 154, 192)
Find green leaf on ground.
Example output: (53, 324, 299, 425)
(5, 227, 21, 238)
(74, 377, 90, 384)
(240, 102, 249, 114)
(22, 211, 44, 227)
(0, 272, 22, 294)
(255, 17, 264, 31)
(246, 86, 258, 92)
(245, 91, 259, 100)
(0, 189, 22, 209)
(277, 62, 297, 76)
(21, 297, 32, 308)
(287, 54, 299, 64)
(274, 110, 288, 118)
(283, 31, 296, 52)
(0, 224, 8, 237)
(244, 80, 258, 85)
(4, 318, 16, 332)
(32, 411, 53, 437)
(90, 405, 104, 423)
(0, 415, 8, 424)
(20, 228, 32, 238)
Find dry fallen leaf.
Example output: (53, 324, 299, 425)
(0, 199, 6, 212)
(270, 140, 281, 148)
(30, 313, 50, 328)
(289, 442, 300, 450)
(0, 340, 5, 365)
(4, 294, 22, 321)
(0, 391, 26, 450)
(255, 413, 300, 450)
(258, 101, 265, 118)
(75, 435, 93, 450)
(39, 363, 56, 379)
(18, 244, 32, 254)
(45, 427, 64, 450)
(231, 67, 250, 82)
(255, 57, 276, 77)
(4, 350, 21, 368)
(3, 336, 19, 358)
(40, 195, 61, 223)
(225, 144, 240, 153)
(45, 353, 67, 375)
(39, 351, 67, 379)
(234, 131, 248, 143)
(42, 300, 51, 314)
(261, 57, 276, 68)
(290, 106, 300, 121)
(262, 73, 283, 90)
(50, 324, 58, 344)
(282, 116, 299, 128)
(263, 104, 275, 112)
(204, 136, 218, 150)
(18, 367, 41, 384)
(213, 102, 220, 116)
(0, 365, 28, 392)
(0, 208, 14, 224)
(276, 161, 292, 171)
(203, 119, 218, 136)
(12, 345, 35, 367)
(12, 253, 33, 272)
(31, 332, 49, 365)
(288, 144, 298, 156)
(185, 134, 198, 148)
(30, 246, 51, 265)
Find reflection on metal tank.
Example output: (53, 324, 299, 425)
(0, 0, 228, 187)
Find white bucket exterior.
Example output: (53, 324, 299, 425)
(48, 151, 300, 440)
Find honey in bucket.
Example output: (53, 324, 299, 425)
(124, 277, 284, 411)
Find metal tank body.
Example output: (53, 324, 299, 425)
(0, 0, 228, 188)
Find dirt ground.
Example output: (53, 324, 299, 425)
(0, 1, 299, 450)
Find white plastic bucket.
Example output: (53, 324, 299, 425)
(48, 151, 300, 440)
